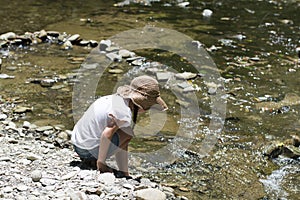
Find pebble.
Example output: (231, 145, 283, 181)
(31, 170, 42, 182)
(202, 9, 213, 17)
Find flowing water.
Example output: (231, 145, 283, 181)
(0, 0, 300, 199)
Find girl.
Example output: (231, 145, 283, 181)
(71, 75, 168, 176)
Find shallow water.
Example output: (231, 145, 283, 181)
(1, 0, 300, 199)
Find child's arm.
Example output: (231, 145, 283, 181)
(97, 125, 118, 172)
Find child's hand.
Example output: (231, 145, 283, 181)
(97, 161, 113, 173)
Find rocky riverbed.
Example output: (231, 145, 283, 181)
(0, 97, 186, 200)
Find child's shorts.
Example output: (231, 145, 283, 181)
(74, 132, 120, 161)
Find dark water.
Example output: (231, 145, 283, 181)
(1, 0, 300, 199)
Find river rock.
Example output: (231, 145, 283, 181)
(16, 184, 28, 191)
(175, 72, 198, 80)
(108, 69, 123, 74)
(135, 188, 166, 200)
(13, 106, 32, 113)
(202, 9, 213, 17)
(156, 72, 173, 81)
(38, 30, 48, 40)
(97, 173, 115, 185)
(119, 49, 134, 58)
(106, 52, 122, 62)
(36, 126, 53, 132)
(67, 34, 81, 43)
(99, 39, 111, 51)
(0, 32, 16, 40)
(0, 114, 7, 120)
(62, 40, 73, 50)
(40, 78, 55, 87)
(0, 74, 15, 79)
(31, 170, 42, 182)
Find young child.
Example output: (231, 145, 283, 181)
(71, 75, 168, 177)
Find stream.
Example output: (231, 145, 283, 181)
(0, 0, 300, 199)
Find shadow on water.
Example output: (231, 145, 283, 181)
(1, 0, 300, 199)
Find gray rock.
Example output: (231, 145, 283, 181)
(202, 9, 213, 17)
(40, 178, 56, 186)
(67, 34, 80, 43)
(99, 40, 111, 51)
(208, 87, 217, 95)
(82, 63, 99, 70)
(0, 157, 11, 162)
(108, 69, 124, 74)
(27, 153, 42, 161)
(106, 52, 122, 62)
(89, 40, 98, 47)
(2, 186, 13, 193)
(36, 126, 53, 132)
(0, 73, 15, 79)
(156, 72, 173, 81)
(135, 188, 166, 200)
(31, 170, 42, 182)
(38, 30, 48, 40)
(175, 72, 197, 80)
(131, 59, 144, 66)
(13, 106, 32, 113)
(97, 173, 115, 185)
(16, 184, 28, 191)
(119, 49, 134, 58)
(0, 113, 7, 120)
(61, 170, 79, 180)
(40, 78, 55, 87)
(6, 66, 17, 71)
(62, 40, 73, 50)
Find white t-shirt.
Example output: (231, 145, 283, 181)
(71, 94, 132, 150)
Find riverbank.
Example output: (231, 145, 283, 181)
(0, 97, 183, 200)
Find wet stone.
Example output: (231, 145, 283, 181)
(67, 34, 81, 43)
(106, 52, 122, 62)
(99, 39, 111, 51)
(13, 106, 32, 113)
(40, 78, 55, 87)
(119, 49, 134, 58)
(175, 72, 198, 80)
(108, 69, 124, 74)
(156, 72, 173, 81)
(47, 31, 60, 37)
